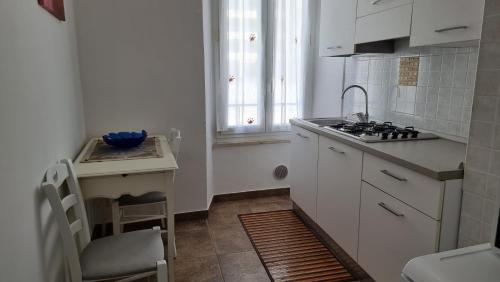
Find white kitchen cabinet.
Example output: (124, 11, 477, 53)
(410, 0, 485, 47)
(357, 0, 413, 18)
(355, 4, 413, 44)
(290, 125, 319, 220)
(358, 182, 439, 282)
(362, 153, 444, 220)
(317, 136, 362, 260)
(318, 0, 357, 57)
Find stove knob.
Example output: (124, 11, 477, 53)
(391, 132, 399, 139)
(401, 132, 409, 139)
(381, 132, 389, 140)
(411, 131, 419, 138)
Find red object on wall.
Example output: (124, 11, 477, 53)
(38, 0, 65, 21)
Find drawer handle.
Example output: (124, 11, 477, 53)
(371, 0, 383, 5)
(380, 169, 407, 182)
(328, 146, 346, 154)
(296, 133, 309, 139)
(327, 46, 342, 50)
(378, 202, 405, 217)
(434, 26, 468, 33)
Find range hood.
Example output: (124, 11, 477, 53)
(329, 40, 395, 57)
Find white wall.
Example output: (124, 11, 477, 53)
(312, 57, 345, 117)
(213, 144, 291, 195)
(74, 0, 208, 213)
(202, 0, 216, 208)
(0, 1, 86, 281)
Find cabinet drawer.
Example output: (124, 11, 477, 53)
(410, 0, 484, 47)
(357, 0, 413, 18)
(355, 4, 412, 44)
(358, 182, 439, 282)
(79, 172, 167, 199)
(362, 153, 444, 219)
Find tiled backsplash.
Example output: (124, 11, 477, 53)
(459, 0, 500, 247)
(343, 40, 479, 142)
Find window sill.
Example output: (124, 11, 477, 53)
(213, 133, 291, 148)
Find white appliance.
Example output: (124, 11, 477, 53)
(402, 195, 500, 282)
(401, 244, 500, 282)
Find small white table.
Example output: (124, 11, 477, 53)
(74, 135, 178, 282)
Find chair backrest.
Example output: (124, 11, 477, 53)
(167, 128, 181, 161)
(42, 159, 91, 282)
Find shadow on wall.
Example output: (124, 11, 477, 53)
(34, 178, 68, 282)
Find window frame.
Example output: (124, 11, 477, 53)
(215, 0, 304, 137)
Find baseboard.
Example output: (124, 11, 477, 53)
(175, 210, 209, 222)
(292, 201, 374, 282)
(212, 187, 290, 203)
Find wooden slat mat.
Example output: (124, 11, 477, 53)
(239, 210, 356, 282)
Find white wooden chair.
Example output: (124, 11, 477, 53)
(42, 159, 168, 282)
(111, 129, 181, 254)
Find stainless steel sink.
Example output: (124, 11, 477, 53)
(304, 118, 350, 127)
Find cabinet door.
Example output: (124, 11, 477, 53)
(358, 182, 439, 282)
(290, 126, 319, 220)
(318, 0, 357, 56)
(357, 0, 413, 18)
(317, 136, 363, 260)
(355, 4, 412, 44)
(410, 0, 485, 47)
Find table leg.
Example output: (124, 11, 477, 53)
(165, 171, 175, 281)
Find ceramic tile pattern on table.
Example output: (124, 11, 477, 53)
(459, 0, 500, 247)
(173, 196, 291, 282)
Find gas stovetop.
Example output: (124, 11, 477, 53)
(324, 121, 439, 143)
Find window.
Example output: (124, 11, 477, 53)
(218, 0, 311, 134)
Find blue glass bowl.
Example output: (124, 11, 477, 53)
(103, 130, 147, 149)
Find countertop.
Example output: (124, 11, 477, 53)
(291, 119, 466, 181)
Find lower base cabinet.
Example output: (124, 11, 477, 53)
(358, 182, 439, 282)
(317, 136, 362, 260)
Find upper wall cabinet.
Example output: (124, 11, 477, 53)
(410, 0, 485, 47)
(355, 2, 413, 44)
(357, 0, 413, 18)
(318, 0, 357, 56)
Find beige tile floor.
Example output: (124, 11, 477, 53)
(173, 195, 292, 282)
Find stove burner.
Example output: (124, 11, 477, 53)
(324, 121, 432, 142)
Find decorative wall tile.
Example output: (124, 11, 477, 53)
(399, 57, 419, 86)
(344, 40, 478, 141)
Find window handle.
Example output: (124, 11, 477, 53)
(434, 26, 468, 33)
(296, 133, 309, 139)
(378, 202, 405, 217)
(328, 146, 345, 154)
(371, 0, 383, 5)
(380, 169, 407, 182)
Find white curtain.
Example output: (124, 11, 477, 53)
(218, 0, 311, 134)
(269, 0, 309, 131)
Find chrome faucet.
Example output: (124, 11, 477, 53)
(341, 85, 369, 123)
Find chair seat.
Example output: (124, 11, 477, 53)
(119, 192, 166, 206)
(80, 229, 164, 280)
